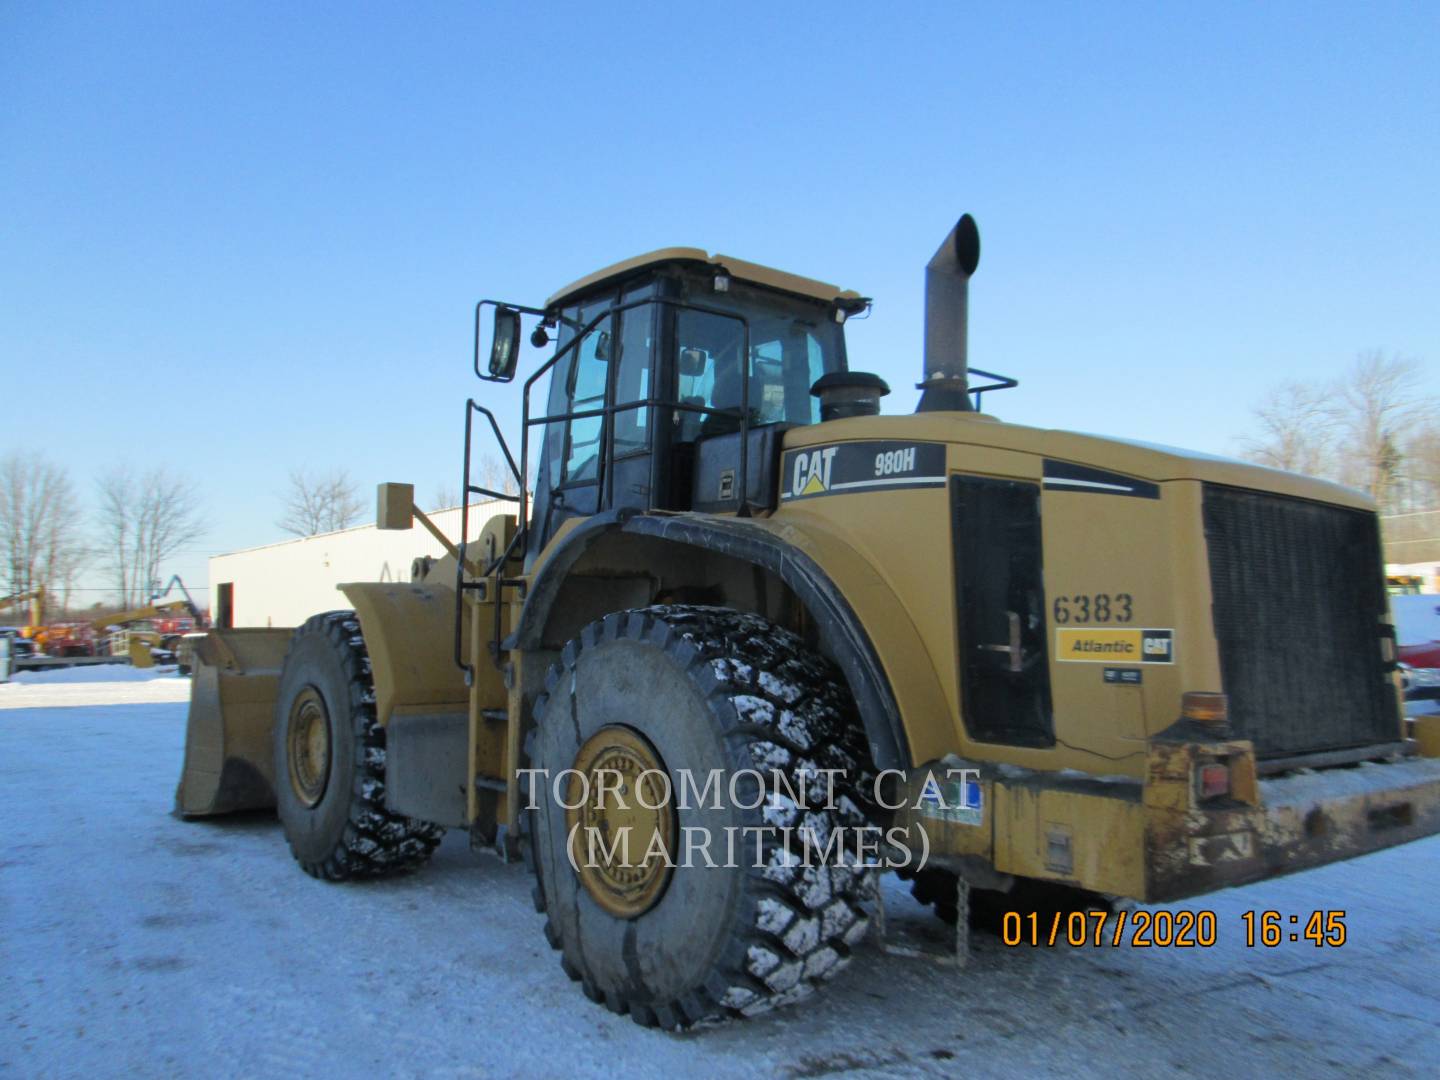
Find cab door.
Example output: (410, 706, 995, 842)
(530, 287, 657, 559)
(604, 293, 658, 515)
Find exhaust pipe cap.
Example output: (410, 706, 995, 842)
(917, 213, 981, 413)
(947, 214, 981, 276)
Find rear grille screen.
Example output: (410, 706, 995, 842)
(1202, 485, 1397, 759)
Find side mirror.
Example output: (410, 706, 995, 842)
(594, 330, 612, 363)
(489, 307, 522, 380)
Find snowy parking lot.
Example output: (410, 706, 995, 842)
(3, 671, 1438, 1079)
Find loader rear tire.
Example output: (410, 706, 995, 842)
(905, 866, 1114, 930)
(521, 605, 880, 1030)
(273, 611, 443, 880)
(902, 866, 1007, 928)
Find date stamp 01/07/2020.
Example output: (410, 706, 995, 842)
(1000, 909, 1348, 949)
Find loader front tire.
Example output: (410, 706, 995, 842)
(522, 605, 879, 1030)
(273, 611, 443, 880)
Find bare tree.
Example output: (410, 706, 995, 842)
(0, 453, 88, 619)
(96, 466, 206, 608)
(1402, 422, 1440, 511)
(96, 471, 133, 607)
(430, 457, 518, 513)
(1333, 351, 1433, 512)
(1241, 352, 1436, 511)
(42, 505, 90, 614)
(1241, 380, 1338, 478)
(277, 468, 366, 536)
(477, 454, 520, 498)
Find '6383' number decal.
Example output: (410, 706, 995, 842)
(1053, 593, 1133, 624)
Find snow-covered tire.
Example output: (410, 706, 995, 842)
(273, 611, 443, 880)
(521, 604, 880, 1030)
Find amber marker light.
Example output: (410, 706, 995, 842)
(1182, 691, 1230, 733)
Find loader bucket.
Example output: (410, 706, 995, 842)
(174, 628, 294, 817)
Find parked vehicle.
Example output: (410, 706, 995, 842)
(175, 216, 1440, 1029)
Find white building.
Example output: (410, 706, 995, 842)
(209, 502, 507, 628)
(1384, 509, 1440, 592)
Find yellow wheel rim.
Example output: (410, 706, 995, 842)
(566, 726, 675, 919)
(287, 686, 331, 808)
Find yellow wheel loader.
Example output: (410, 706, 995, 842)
(176, 215, 1440, 1029)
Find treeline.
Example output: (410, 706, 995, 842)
(2, 453, 521, 621)
(3, 458, 379, 618)
(1240, 351, 1438, 514)
(0, 453, 205, 615)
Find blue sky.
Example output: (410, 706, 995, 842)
(2, 2, 1437, 600)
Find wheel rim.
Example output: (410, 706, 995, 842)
(566, 726, 676, 919)
(286, 686, 332, 808)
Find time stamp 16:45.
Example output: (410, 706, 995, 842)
(1001, 909, 1348, 948)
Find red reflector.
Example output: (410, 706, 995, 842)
(1199, 763, 1230, 799)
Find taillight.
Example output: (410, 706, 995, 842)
(1198, 762, 1230, 800)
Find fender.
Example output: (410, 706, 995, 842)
(338, 582, 474, 726)
(511, 509, 934, 772)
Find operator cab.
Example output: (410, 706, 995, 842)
(522, 250, 870, 559)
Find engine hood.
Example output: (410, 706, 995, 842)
(781, 412, 1373, 511)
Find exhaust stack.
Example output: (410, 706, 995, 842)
(916, 214, 981, 413)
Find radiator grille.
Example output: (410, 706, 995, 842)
(1202, 485, 1397, 759)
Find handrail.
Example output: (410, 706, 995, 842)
(455, 294, 753, 682)
(455, 399, 524, 683)
(517, 296, 750, 542)
(967, 366, 1019, 409)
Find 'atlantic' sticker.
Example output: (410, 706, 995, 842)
(1056, 628, 1174, 664)
(780, 441, 946, 501)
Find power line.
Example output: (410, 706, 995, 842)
(34, 586, 211, 593)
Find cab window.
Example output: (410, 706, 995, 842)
(547, 287, 656, 486)
(546, 296, 611, 488)
(673, 285, 842, 442)
(612, 302, 653, 457)
(562, 326, 608, 483)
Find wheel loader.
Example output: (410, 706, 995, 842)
(176, 215, 1440, 1029)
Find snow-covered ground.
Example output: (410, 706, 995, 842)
(3, 665, 192, 709)
(2, 675, 1437, 1079)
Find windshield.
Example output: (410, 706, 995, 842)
(673, 282, 845, 439)
(542, 277, 848, 486)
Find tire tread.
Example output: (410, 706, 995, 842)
(280, 611, 443, 880)
(520, 604, 879, 1029)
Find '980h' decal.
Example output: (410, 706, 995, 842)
(781, 441, 947, 501)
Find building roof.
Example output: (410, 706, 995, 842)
(546, 247, 867, 311)
(210, 502, 502, 560)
